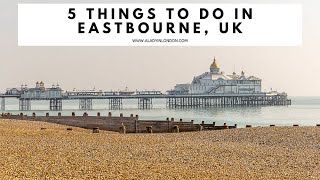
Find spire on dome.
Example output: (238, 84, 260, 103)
(210, 57, 220, 74)
(210, 57, 220, 69)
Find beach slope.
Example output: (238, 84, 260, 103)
(0, 119, 319, 179)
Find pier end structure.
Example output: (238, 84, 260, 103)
(166, 57, 291, 108)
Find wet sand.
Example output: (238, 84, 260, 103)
(0, 119, 319, 179)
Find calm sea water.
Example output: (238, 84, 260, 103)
(1, 97, 320, 127)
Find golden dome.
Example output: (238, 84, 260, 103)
(210, 57, 220, 69)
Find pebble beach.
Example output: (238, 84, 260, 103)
(0, 119, 319, 179)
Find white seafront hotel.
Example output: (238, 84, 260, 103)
(169, 58, 262, 95)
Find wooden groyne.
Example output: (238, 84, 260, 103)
(0, 112, 236, 133)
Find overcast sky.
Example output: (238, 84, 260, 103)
(0, 0, 319, 96)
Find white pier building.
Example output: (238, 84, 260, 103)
(169, 58, 262, 94)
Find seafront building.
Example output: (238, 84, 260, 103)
(168, 58, 262, 95)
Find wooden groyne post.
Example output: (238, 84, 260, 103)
(93, 127, 99, 133)
(172, 125, 179, 133)
(146, 126, 153, 133)
(119, 123, 126, 134)
(223, 123, 229, 129)
(135, 115, 139, 133)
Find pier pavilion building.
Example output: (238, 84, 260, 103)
(169, 58, 262, 95)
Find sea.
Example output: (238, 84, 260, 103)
(1, 96, 320, 128)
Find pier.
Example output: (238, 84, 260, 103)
(0, 92, 291, 111)
(0, 82, 291, 111)
(0, 60, 292, 111)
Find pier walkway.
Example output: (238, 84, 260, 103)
(0, 90, 291, 111)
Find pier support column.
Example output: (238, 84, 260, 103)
(138, 98, 153, 109)
(108, 98, 123, 110)
(50, 98, 62, 111)
(1, 97, 5, 111)
(19, 99, 31, 111)
(79, 99, 92, 110)
(166, 98, 172, 108)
